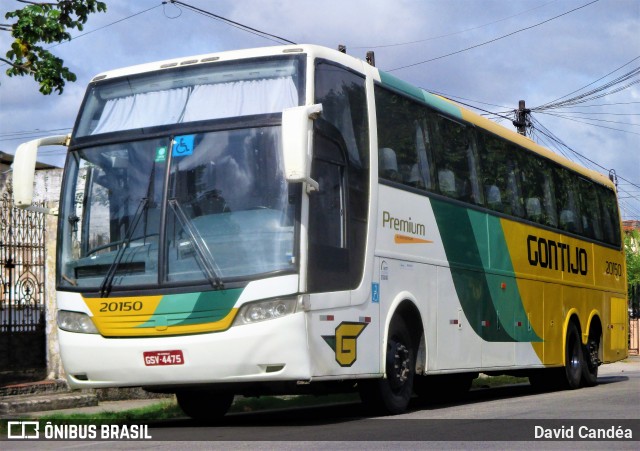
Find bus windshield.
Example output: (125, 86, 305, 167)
(59, 127, 297, 290)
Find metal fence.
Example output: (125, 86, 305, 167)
(0, 189, 46, 382)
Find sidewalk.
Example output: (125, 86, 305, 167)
(18, 355, 640, 419)
(25, 397, 174, 419)
(596, 354, 640, 375)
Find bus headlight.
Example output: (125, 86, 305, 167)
(57, 310, 99, 334)
(233, 297, 298, 326)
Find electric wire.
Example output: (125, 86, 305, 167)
(46, 3, 164, 50)
(536, 56, 640, 109)
(386, 0, 600, 72)
(169, 1, 296, 45)
(351, 0, 559, 49)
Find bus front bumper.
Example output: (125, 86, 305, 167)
(59, 312, 311, 389)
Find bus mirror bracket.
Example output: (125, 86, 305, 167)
(12, 134, 70, 213)
(282, 104, 322, 193)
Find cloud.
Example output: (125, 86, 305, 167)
(0, 0, 638, 217)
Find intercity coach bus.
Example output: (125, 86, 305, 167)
(13, 44, 627, 418)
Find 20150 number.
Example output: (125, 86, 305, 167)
(605, 261, 623, 277)
(99, 301, 143, 312)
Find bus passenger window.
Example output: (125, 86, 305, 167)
(374, 85, 435, 191)
(599, 186, 621, 246)
(554, 167, 582, 234)
(433, 115, 480, 204)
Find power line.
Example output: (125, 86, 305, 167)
(549, 101, 640, 109)
(0, 128, 72, 143)
(536, 55, 640, 109)
(531, 64, 640, 111)
(428, 90, 512, 110)
(537, 111, 640, 128)
(47, 3, 164, 49)
(0, 3, 163, 69)
(535, 111, 640, 136)
(550, 110, 640, 116)
(352, 0, 559, 49)
(169, 1, 296, 45)
(530, 115, 640, 192)
(386, 0, 600, 72)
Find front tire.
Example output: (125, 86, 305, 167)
(359, 316, 415, 415)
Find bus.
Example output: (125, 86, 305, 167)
(13, 44, 628, 418)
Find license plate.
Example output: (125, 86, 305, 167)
(143, 350, 184, 366)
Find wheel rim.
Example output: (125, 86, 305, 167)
(586, 340, 599, 370)
(388, 339, 411, 392)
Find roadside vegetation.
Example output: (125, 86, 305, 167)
(8, 375, 530, 423)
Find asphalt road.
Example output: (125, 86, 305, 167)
(4, 360, 639, 449)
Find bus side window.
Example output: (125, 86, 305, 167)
(554, 167, 583, 234)
(599, 186, 621, 247)
(433, 115, 481, 204)
(374, 85, 435, 191)
(315, 60, 369, 169)
(577, 177, 603, 240)
(477, 131, 519, 215)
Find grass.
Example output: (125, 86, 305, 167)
(1, 375, 528, 427)
(472, 374, 529, 388)
(36, 399, 184, 421)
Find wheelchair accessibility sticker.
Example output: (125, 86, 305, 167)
(173, 135, 195, 157)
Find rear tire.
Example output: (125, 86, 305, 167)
(529, 321, 584, 391)
(563, 321, 583, 389)
(581, 334, 600, 387)
(359, 316, 415, 415)
(176, 390, 234, 422)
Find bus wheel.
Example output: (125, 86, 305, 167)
(581, 334, 600, 387)
(176, 390, 234, 422)
(359, 316, 415, 415)
(564, 321, 583, 389)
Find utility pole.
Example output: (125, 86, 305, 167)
(513, 100, 531, 136)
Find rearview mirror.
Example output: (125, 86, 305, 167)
(13, 134, 70, 211)
(281, 104, 322, 192)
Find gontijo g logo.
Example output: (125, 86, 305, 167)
(322, 321, 369, 367)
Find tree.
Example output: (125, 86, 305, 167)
(1, 0, 106, 95)
(625, 229, 640, 317)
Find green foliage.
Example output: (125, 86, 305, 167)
(625, 229, 640, 289)
(3, 0, 107, 94)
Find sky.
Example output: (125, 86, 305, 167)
(0, 0, 638, 219)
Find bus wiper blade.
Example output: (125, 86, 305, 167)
(99, 197, 149, 297)
(168, 198, 224, 290)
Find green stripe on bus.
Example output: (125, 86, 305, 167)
(379, 71, 463, 119)
(432, 199, 541, 342)
(135, 288, 242, 329)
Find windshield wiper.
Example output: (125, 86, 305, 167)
(168, 198, 224, 290)
(99, 197, 149, 297)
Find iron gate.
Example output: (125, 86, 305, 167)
(0, 188, 47, 384)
